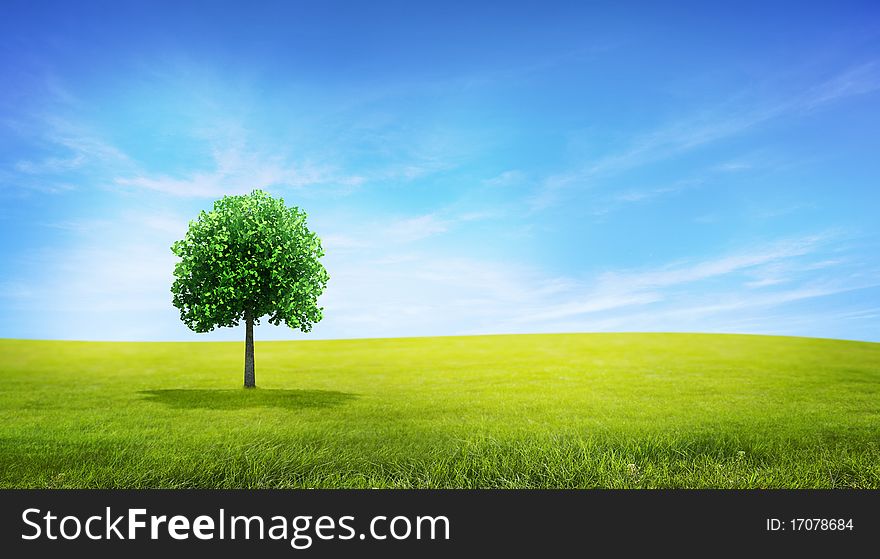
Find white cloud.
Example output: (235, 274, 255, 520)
(135, 213, 190, 237)
(529, 62, 880, 210)
(321, 234, 371, 251)
(512, 292, 663, 323)
(4, 101, 362, 199)
(745, 277, 787, 289)
(115, 148, 350, 198)
(529, 110, 774, 210)
(538, 285, 871, 336)
(316, 207, 502, 250)
(15, 154, 86, 174)
(713, 161, 752, 173)
(798, 61, 880, 110)
(42, 219, 113, 233)
(615, 181, 697, 203)
(2, 115, 136, 193)
(5, 221, 874, 341)
(384, 214, 450, 243)
(310, 230, 872, 340)
(483, 170, 525, 187)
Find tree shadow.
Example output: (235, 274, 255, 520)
(138, 388, 357, 411)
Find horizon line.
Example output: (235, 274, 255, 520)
(2, 331, 877, 345)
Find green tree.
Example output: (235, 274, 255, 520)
(171, 189, 329, 387)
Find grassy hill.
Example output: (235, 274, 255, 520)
(1, 333, 878, 488)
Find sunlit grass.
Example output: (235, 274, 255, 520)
(1, 333, 877, 488)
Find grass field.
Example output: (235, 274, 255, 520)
(1, 333, 878, 488)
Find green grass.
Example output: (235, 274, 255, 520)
(1, 333, 878, 488)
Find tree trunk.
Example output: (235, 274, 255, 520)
(244, 312, 255, 388)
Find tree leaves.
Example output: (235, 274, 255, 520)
(170, 189, 329, 334)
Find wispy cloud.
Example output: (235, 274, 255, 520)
(594, 234, 831, 291)
(115, 146, 359, 198)
(15, 154, 85, 174)
(529, 110, 774, 210)
(529, 62, 880, 210)
(312, 230, 874, 340)
(2, 113, 136, 193)
(547, 284, 877, 337)
(742, 257, 845, 289)
(41, 218, 113, 233)
(483, 170, 526, 187)
(587, 179, 700, 216)
(314, 204, 504, 251)
(3, 73, 367, 199)
(384, 214, 451, 243)
(797, 61, 880, 110)
(712, 161, 753, 173)
(2, 27, 877, 344)
(489, 233, 843, 328)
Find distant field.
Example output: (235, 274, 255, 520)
(1, 333, 878, 488)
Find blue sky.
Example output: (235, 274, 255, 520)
(1, 0, 879, 342)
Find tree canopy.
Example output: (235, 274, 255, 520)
(171, 189, 329, 335)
